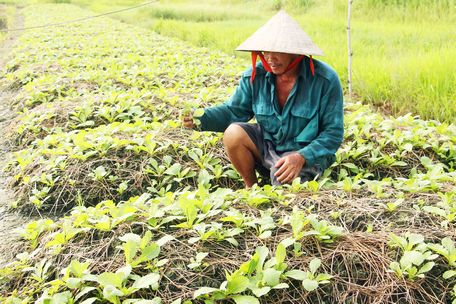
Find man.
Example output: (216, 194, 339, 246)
(183, 10, 344, 188)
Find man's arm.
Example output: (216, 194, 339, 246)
(197, 74, 254, 132)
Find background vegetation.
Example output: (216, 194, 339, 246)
(0, 4, 15, 42)
(10, 0, 453, 122)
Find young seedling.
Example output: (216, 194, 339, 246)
(187, 252, 209, 270)
(388, 233, 438, 281)
(428, 237, 456, 279)
(285, 258, 333, 292)
(182, 105, 205, 128)
(194, 245, 290, 302)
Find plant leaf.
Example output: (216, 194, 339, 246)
(285, 269, 307, 281)
(193, 287, 218, 298)
(255, 246, 269, 273)
(232, 295, 260, 304)
(250, 286, 270, 297)
(193, 109, 205, 117)
(75, 287, 97, 302)
(140, 243, 161, 261)
(80, 298, 98, 304)
(309, 258, 321, 274)
(443, 270, 456, 279)
(302, 279, 319, 291)
(132, 273, 161, 290)
(315, 273, 333, 282)
(418, 262, 435, 275)
(156, 234, 174, 247)
(226, 274, 249, 295)
(65, 277, 81, 289)
(102, 285, 124, 301)
(262, 268, 282, 287)
(273, 283, 289, 289)
(275, 243, 286, 264)
(400, 250, 424, 268)
(97, 272, 123, 289)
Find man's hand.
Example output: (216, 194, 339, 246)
(182, 108, 204, 129)
(182, 114, 196, 129)
(274, 152, 306, 184)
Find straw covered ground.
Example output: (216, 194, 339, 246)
(0, 4, 455, 304)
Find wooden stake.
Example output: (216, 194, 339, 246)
(347, 0, 353, 100)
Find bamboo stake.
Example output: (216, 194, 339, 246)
(347, 0, 353, 100)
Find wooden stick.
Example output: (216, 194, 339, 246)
(347, 0, 353, 100)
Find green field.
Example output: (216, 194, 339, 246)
(2, 0, 455, 120)
(0, 2, 455, 304)
(64, 0, 456, 122)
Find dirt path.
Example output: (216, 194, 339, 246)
(0, 5, 28, 267)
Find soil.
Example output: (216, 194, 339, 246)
(0, 5, 29, 267)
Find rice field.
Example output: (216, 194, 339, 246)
(69, 0, 456, 122)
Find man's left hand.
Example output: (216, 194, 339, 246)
(274, 152, 306, 184)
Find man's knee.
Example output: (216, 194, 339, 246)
(223, 123, 247, 148)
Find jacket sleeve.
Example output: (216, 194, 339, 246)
(198, 74, 254, 132)
(298, 76, 344, 167)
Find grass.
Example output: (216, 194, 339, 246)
(0, 4, 16, 43)
(65, 0, 456, 122)
(0, 6, 7, 40)
(349, 18, 456, 119)
(152, 19, 261, 58)
(2, 0, 455, 121)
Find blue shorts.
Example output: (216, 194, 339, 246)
(235, 122, 322, 185)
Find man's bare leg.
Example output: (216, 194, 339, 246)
(223, 124, 261, 188)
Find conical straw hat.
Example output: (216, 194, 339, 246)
(236, 10, 324, 56)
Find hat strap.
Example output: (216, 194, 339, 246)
(309, 55, 315, 76)
(286, 55, 305, 74)
(251, 51, 271, 83)
(250, 52, 314, 83)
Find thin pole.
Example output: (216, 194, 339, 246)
(347, 0, 353, 100)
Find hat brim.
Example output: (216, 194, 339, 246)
(236, 10, 324, 56)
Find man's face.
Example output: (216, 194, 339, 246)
(263, 52, 299, 75)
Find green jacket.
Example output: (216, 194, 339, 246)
(198, 57, 344, 170)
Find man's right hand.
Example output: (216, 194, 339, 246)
(182, 114, 196, 129)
